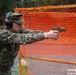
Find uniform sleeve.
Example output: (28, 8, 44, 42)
(0, 29, 44, 45)
(20, 27, 44, 33)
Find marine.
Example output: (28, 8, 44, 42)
(0, 11, 59, 75)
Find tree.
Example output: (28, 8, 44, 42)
(0, 0, 17, 25)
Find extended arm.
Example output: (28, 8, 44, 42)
(0, 29, 59, 45)
(20, 27, 44, 33)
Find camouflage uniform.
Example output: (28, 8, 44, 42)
(0, 26, 44, 75)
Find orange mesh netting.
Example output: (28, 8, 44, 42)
(14, 4, 76, 59)
(16, 5, 76, 75)
(19, 11, 76, 56)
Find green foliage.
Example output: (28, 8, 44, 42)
(2, 0, 17, 12)
(21, 0, 76, 7)
(0, 0, 17, 25)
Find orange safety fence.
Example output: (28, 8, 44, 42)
(19, 11, 76, 58)
(17, 10, 76, 59)
(15, 5, 76, 75)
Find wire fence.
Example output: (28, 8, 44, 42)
(14, 4, 76, 75)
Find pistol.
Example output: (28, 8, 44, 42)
(52, 26, 66, 32)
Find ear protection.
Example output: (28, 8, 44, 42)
(5, 12, 13, 29)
